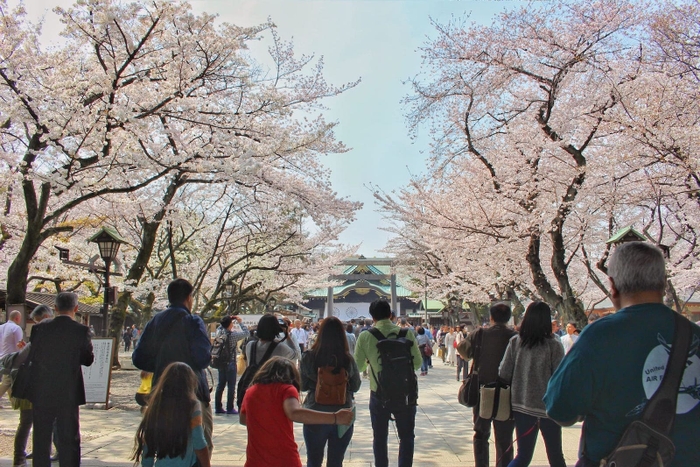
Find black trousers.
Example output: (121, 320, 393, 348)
(473, 406, 515, 467)
(14, 408, 32, 465)
(33, 405, 80, 467)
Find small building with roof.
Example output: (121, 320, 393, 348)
(606, 225, 646, 245)
(0, 289, 103, 333)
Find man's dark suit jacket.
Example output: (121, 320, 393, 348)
(28, 315, 94, 407)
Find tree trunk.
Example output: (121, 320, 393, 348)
(108, 219, 163, 368)
(665, 278, 682, 313)
(6, 230, 41, 306)
(526, 228, 587, 328)
(506, 287, 525, 325)
(108, 175, 183, 367)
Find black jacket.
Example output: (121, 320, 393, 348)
(28, 315, 94, 407)
(468, 323, 516, 384)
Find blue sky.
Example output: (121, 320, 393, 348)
(25, 0, 518, 255)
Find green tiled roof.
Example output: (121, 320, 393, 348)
(606, 226, 645, 244)
(305, 282, 414, 298)
(423, 299, 445, 311)
(88, 226, 127, 243)
(306, 261, 415, 298)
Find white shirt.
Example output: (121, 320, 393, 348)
(345, 331, 357, 355)
(291, 327, 308, 345)
(561, 333, 578, 354)
(0, 320, 23, 357)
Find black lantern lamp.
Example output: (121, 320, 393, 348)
(88, 226, 125, 336)
(223, 283, 234, 314)
(89, 226, 125, 261)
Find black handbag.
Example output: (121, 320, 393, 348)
(11, 345, 34, 401)
(458, 329, 483, 408)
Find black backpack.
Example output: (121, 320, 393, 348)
(211, 332, 231, 368)
(368, 328, 418, 410)
(236, 340, 278, 410)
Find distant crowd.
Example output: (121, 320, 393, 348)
(1, 241, 699, 467)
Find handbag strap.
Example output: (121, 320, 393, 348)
(469, 329, 484, 376)
(256, 340, 279, 366)
(641, 312, 692, 434)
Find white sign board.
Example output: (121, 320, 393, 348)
(332, 302, 371, 322)
(81, 337, 114, 408)
(237, 314, 264, 329)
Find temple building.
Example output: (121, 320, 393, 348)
(304, 257, 422, 322)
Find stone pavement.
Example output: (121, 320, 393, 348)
(0, 360, 582, 466)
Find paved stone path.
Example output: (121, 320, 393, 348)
(0, 358, 582, 466)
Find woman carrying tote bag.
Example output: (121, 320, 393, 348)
(498, 301, 566, 467)
(300, 317, 361, 467)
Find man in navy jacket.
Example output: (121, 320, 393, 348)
(133, 278, 213, 451)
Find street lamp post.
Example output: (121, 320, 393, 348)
(223, 283, 234, 315)
(423, 272, 428, 326)
(88, 227, 125, 337)
(267, 297, 277, 314)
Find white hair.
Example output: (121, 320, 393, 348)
(55, 292, 79, 313)
(608, 242, 666, 295)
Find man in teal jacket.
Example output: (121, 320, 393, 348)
(544, 242, 700, 467)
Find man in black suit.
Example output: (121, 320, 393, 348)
(29, 292, 94, 467)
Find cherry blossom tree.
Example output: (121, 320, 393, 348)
(0, 0, 360, 331)
(379, 0, 700, 326)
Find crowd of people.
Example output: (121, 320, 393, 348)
(0, 241, 699, 467)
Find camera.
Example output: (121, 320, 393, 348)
(278, 318, 288, 329)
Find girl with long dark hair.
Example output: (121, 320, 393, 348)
(300, 317, 361, 467)
(498, 301, 566, 467)
(132, 362, 210, 467)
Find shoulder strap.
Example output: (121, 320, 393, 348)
(642, 313, 692, 434)
(369, 328, 386, 341)
(470, 328, 484, 374)
(250, 339, 258, 363)
(258, 341, 279, 366)
(398, 328, 409, 339)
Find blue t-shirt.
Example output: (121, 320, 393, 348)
(544, 304, 700, 466)
(141, 401, 207, 467)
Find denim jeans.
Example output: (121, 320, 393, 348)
(456, 356, 468, 380)
(215, 361, 237, 412)
(369, 392, 416, 467)
(303, 422, 354, 467)
(473, 406, 515, 467)
(421, 355, 430, 373)
(508, 411, 566, 467)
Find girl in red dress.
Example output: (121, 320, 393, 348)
(240, 357, 353, 467)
